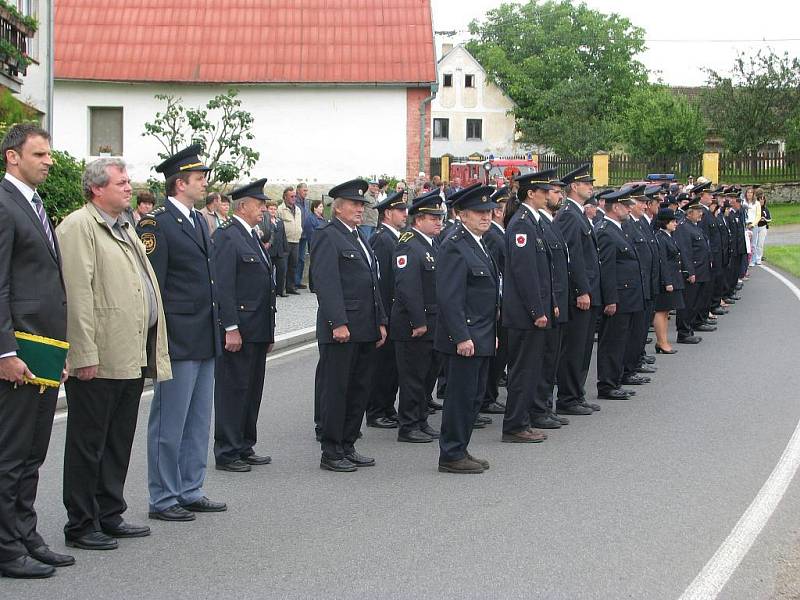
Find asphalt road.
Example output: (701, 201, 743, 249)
(4, 267, 800, 600)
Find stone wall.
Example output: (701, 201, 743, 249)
(755, 182, 800, 204)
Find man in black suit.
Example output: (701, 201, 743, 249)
(0, 124, 74, 578)
(392, 190, 444, 443)
(213, 179, 276, 473)
(366, 191, 408, 429)
(674, 202, 714, 344)
(311, 179, 387, 472)
(137, 145, 226, 521)
(261, 201, 289, 296)
(595, 187, 645, 400)
(554, 164, 602, 416)
(436, 185, 500, 473)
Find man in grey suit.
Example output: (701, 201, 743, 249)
(0, 124, 75, 578)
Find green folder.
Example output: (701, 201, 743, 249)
(14, 331, 69, 391)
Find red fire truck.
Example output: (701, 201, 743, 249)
(449, 157, 539, 187)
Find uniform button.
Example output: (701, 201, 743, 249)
(210, 280, 214, 284)
(240, 305, 245, 309)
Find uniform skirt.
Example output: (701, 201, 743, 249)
(655, 289, 685, 312)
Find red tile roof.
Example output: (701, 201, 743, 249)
(55, 0, 436, 85)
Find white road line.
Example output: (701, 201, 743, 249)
(680, 265, 800, 600)
(52, 341, 318, 424)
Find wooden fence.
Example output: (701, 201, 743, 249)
(607, 155, 702, 187)
(719, 152, 800, 183)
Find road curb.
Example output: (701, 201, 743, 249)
(55, 326, 317, 411)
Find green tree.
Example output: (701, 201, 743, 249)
(142, 89, 260, 190)
(466, 0, 648, 156)
(702, 50, 800, 155)
(617, 85, 706, 160)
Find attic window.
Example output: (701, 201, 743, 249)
(443, 73, 453, 87)
(465, 74, 475, 88)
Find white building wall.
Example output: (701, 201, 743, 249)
(431, 46, 518, 157)
(53, 81, 409, 186)
(18, 0, 50, 117)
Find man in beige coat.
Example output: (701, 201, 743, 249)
(56, 158, 171, 552)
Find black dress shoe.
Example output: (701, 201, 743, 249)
(480, 401, 506, 414)
(636, 364, 657, 374)
(550, 413, 570, 425)
(320, 456, 357, 472)
(476, 414, 492, 425)
(101, 521, 151, 538)
(242, 454, 272, 465)
(642, 354, 656, 364)
(622, 375, 650, 385)
(598, 389, 632, 400)
(65, 531, 118, 551)
(344, 451, 375, 467)
(420, 424, 440, 438)
(428, 399, 443, 410)
(28, 545, 75, 567)
(581, 400, 601, 411)
(427, 406, 436, 415)
(182, 497, 227, 512)
(677, 336, 702, 344)
(296, 284, 308, 289)
(711, 307, 728, 315)
(398, 430, 433, 443)
(286, 289, 300, 295)
(366, 417, 398, 429)
(497, 373, 507, 387)
(620, 388, 636, 396)
(278, 292, 288, 297)
(696, 324, 717, 332)
(148, 504, 195, 521)
(530, 415, 562, 429)
(558, 404, 593, 416)
(655, 345, 678, 354)
(645, 337, 653, 344)
(216, 459, 251, 472)
(472, 419, 487, 429)
(0, 555, 54, 578)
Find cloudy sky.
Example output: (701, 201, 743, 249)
(430, 0, 800, 86)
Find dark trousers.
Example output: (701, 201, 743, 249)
(285, 242, 299, 292)
(503, 328, 546, 434)
(739, 253, 749, 279)
(366, 338, 398, 420)
(557, 304, 600, 408)
(538, 324, 563, 415)
(439, 354, 489, 462)
(709, 257, 723, 307)
(484, 324, 508, 404)
(691, 281, 713, 329)
(676, 282, 700, 338)
(272, 255, 288, 295)
(597, 312, 634, 393)
(396, 339, 439, 434)
(63, 376, 143, 540)
(715, 261, 730, 301)
(639, 299, 654, 361)
(0, 382, 57, 561)
(436, 362, 447, 399)
(317, 341, 375, 459)
(295, 237, 308, 288)
(622, 310, 646, 378)
(214, 342, 269, 464)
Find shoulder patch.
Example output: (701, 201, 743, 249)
(396, 254, 408, 268)
(515, 233, 527, 247)
(398, 231, 414, 243)
(137, 218, 156, 228)
(140, 232, 156, 255)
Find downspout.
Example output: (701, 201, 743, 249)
(46, 0, 54, 134)
(419, 81, 439, 177)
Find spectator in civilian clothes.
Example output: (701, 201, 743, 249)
(262, 200, 289, 296)
(377, 179, 388, 202)
(132, 191, 155, 224)
(752, 189, 770, 266)
(295, 182, 311, 290)
(277, 186, 302, 294)
(360, 180, 380, 239)
(219, 195, 231, 220)
(200, 192, 225, 234)
(305, 200, 327, 293)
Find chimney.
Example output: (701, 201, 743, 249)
(442, 43, 453, 56)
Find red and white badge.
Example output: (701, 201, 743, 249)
(515, 233, 527, 247)
(396, 255, 408, 268)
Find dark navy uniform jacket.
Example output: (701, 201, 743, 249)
(539, 212, 569, 324)
(556, 199, 602, 306)
(434, 222, 499, 357)
(730, 208, 748, 257)
(717, 212, 731, 266)
(391, 230, 438, 342)
(699, 205, 722, 259)
(655, 229, 685, 292)
(212, 217, 276, 344)
(502, 204, 556, 330)
(596, 218, 645, 314)
(624, 217, 659, 301)
(482, 221, 506, 275)
(310, 218, 386, 344)
(137, 200, 221, 361)
(369, 223, 400, 323)
(674, 220, 711, 283)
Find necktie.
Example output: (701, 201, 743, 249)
(251, 228, 268, 262)
(351, 229, 371, 264)
(190, 210, 205, 243)
(31, 193, 55, 253)
(479, 237, 489, 256)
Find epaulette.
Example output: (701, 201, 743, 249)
(596, 220, 608, 230)
(319, 221, 333, 230)
(217, 218, 233, 229)
(519, 210, 528, 220)
(398, 231, 414, 244)
(151, 206, 166, 215)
